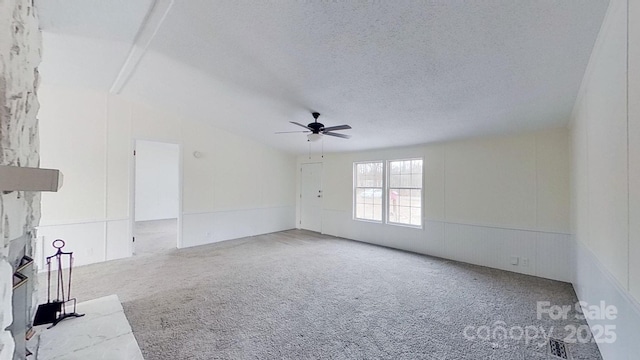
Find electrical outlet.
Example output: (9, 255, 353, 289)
(521, 257, 529, 267)
(510, 256, 519, 265)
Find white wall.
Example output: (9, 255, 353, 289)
(569, 0, 640, 358)
(299, 128, 571, 282)
(134, 140, 179, 221)
(37, 85, 297, 267)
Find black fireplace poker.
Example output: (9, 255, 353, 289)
(33, 239, 85, 328)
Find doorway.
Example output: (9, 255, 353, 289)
(300, 162, 323, 232)
(133, 140, 180, 256)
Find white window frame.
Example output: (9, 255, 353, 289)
(353, 161, 385, 223)
(352, 158, 423, 228)
(386, 158, 423, 229)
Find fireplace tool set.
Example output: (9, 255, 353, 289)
(33, 239, 84, 328)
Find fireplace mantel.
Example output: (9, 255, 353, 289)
(0, 165, 63, 192)
(2, 165, 62, 359)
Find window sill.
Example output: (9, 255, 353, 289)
(385, 221, 423, 230)
(353, 218, 383, 224)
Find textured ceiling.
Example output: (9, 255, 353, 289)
(36, 0, 609, 154)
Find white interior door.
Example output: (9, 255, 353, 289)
(300, 163, 322, 232)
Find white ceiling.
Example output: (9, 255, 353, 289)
(36, 0, 609, 154)
(37, 0, 153, 89)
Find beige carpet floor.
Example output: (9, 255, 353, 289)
(48, 229, 602, 360)
(134, 219, 178, 256)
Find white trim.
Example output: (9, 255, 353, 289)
(129, 138, 137, 256)
(427, 219, 571, 235)
(352, 159, 425, 228)
(352, 218, 384, 225)
(353, 215, 570, 236)
(299, 162, 324, 232)
(38, 217, 129, 228)
(574, 239, 640, 315)
(104, 93, 110, 260)
(109, 0, 174, 94)
(183, 205, 294, 216)
(181, 207, 296, 248)
(386, 158, 424, 229)
(573, 237, 640, 359)
(386, 217, 568, 237)
(130, 139, 183, 253)
(353, 161, 384, 223)
(321, 208, 572, 282)
(177, 139, 184, 248)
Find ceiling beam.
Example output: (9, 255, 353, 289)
(109, 0, 174, 94)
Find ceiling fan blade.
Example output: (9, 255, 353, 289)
(322, 124, 351, 132)
(323, 132, 351, 139)
(290, 121, 313, 130)
(275, 130, 310, 134)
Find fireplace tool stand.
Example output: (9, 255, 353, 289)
(33, 239, 84, 328)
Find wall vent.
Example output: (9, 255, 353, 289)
(548, 338, 570, 359)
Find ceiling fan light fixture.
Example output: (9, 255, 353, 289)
(307, 133, 322, 142)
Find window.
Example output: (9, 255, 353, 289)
(387, 159, 422, 226)
(354, 162, 383, 221)
(353, 158, 423, 227)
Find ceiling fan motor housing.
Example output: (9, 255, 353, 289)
(307, 122, 324, 133)
(308, 112, 323, 133)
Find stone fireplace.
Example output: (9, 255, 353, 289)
(6, 233, 36, 359)
(1, 0, 43, 358)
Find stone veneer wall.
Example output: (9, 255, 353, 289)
(0, 0, 41, 359)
